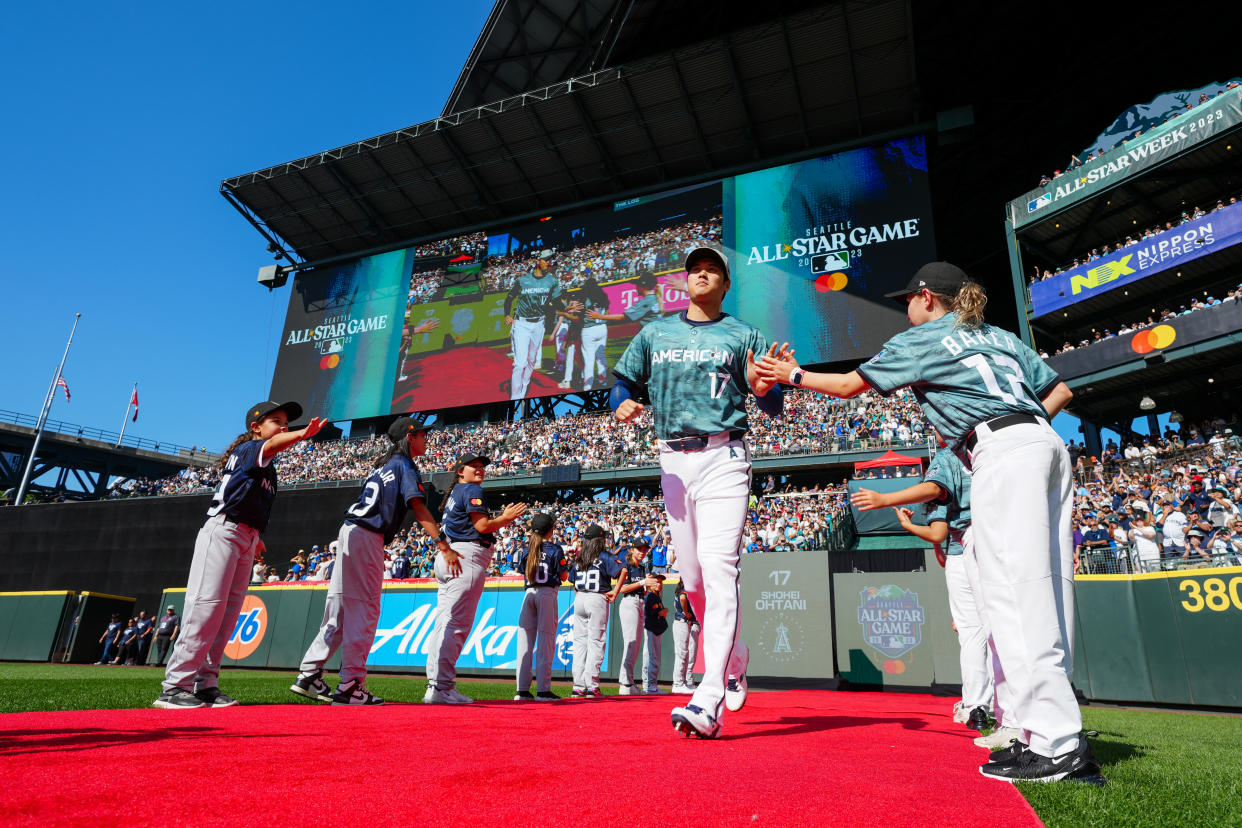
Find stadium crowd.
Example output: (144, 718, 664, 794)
(1028, 197, 1240, 286)
(480, 215, 723, 293)
(1045, 284, 1242, 356)
(112, 387, 931, 497)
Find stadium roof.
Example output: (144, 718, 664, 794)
(221, 0, 921, 268)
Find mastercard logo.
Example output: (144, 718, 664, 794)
(224, 594, 268, 660)
(1130, 324, 1176, 354)
(814, 272, 849, 292)
(319, 353, 341, 370)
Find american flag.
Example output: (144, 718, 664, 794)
(56, 377, 71, 402)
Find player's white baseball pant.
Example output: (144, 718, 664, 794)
(617, 592, 645, 688)
(642, 628, 662, 689)
(516, 586, 559, 693)
(298, 523, 384, 685)
(163, 514, 257, 693)
(580, 323, 607, 388)
(968, 417, 1079, 758)
(571, 591, 608, 691)
(425, 541, 491, 691)
(510, 317, 545, 399)
(990, 635, 1017, 730)
(660, 432, 751, 720)
(672, 618, 700, 688)
(944, 528, 993, 710)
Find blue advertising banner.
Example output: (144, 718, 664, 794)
(1030, 201, 1242, 318)
(367, 586, 585, 672)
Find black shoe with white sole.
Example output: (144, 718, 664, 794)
(980, 739, 1106, 785)
(514, 691, 535, 700)
(535, 691, 560, 701)
(194, 687, 239, 708)
(152, 688, 205, 709)
(290, 671, 333, 702)
(988, 739, 1028, 764)
(333, 680, 384, 706)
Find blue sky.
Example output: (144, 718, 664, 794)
(4, 1, 494, 453)
(3, 1, 1130, 463)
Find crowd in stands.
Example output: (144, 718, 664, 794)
(1033, 83, 1240, 192)
(1045, 283, 1242, 356)
(480, 215, 723, 294)
(112, 387, 931, 498)
(1066, 423, 1242, 573)
(412, 231, 488, 260)
(1029, 197, 1241, 287)
(262, 487, 851, 584)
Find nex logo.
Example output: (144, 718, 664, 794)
(1071, 255, 1135, 295)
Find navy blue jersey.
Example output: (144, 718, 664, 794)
(442, 482, 494, 544)
(120, 626, 138, 644)
(618, 556, 648, 595)
(207, 439, 278, 532)
(673, 581, 696, 623)
(644, 592, 668, 634)
(104, 620, 123, 640)
(568, 554, 621, 594)
(135, 618, 153, 639)
(516, 541, 566, 589)
(344, 455, 426, 543)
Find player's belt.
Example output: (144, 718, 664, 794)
(520, 316, 544, 322)
(662, 429, 746, 453)
(965, 413, 1040, 452)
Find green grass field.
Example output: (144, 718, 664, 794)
(1, 664, 1239, 827)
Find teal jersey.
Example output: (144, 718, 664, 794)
(509, 272, 562, 320)
(923, 450, 971, 555)
(613, 312, 766, 440)
(856, 312, 1060, 453)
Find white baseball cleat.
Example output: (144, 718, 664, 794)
(974, 726, 1024, 750)
(725, 640, 749, 712)
(671, 704, 721, 739)
(952, 700, 970, 723)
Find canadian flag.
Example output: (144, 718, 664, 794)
(130, 387, 139, 422)
(56, 377, 71, 402)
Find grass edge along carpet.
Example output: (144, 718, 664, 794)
(0, 689, 1041, 828)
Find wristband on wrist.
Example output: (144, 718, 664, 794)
(790, 367, 805, 387)
(437, 530, 448, 543)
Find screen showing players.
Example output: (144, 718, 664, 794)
(269, 136, 936, 417)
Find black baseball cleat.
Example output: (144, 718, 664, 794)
(535, 691, 560, 701)
(671, 704, 721, 739)
(514, 691, 535, 700)
(980, 739, 1106, 785)
(966, 706, 993, 731)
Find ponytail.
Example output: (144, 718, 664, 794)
(525, 530, 545, 582)
(578, 537, 603, 569)
(218, 432, 253, 469)
(947, 281, 987, 329)
(374, 435, 413, 469)
(440, 467, 467, 514)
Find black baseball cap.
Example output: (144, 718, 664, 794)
(583, 523, 606, 539)
(684, 243, 730, 279)
(884, 262, 971, 302)
(387, 414, 429, 443)
(246, 400, 303, 430)
(530, 513, 555, 534)
(455, 452, 491, 468)
(628, 536, 652, 549)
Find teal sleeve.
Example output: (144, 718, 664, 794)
(855, 328, 921, 395)
(1017, 341, 1061, 398)
(925, 503, 949, 524)
(613, 327, 650, 384)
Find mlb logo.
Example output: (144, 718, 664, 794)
(811, 251, 849, 274)
(1027, 192, 1052, 214)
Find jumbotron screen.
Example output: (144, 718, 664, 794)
(269, 136, 936, 420)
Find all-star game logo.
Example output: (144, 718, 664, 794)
(744, 218, 923, 290)
(857, 585, 925, 659)
(756, 613, 805, 664)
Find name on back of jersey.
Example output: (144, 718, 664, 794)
(938, 327, 1019, 357)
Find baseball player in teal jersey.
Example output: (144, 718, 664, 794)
(854, 446, 1019, 750)
(611, 242, 784, 739)
(759, 262, 1102, 784)
(505, 262, 578, 399)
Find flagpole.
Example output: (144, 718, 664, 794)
(15, 314, 81, 506)
(116, 381, 137, 447)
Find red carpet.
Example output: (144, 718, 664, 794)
(0, 690, 1041, 827)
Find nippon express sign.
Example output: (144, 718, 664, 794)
(367, 589, 585, 670)
(1029, 201, 1242, 317)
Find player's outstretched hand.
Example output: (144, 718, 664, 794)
(411, 318, 440, 335)
(893, 506, 914, 526)
(500, 502, 528, 523)
(301, 417, 326, 439)
(757, 342, 799, 384)
(851, 488, 888, 511)
(615, 399, 644, 422)
(504, 315, 514, 326)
